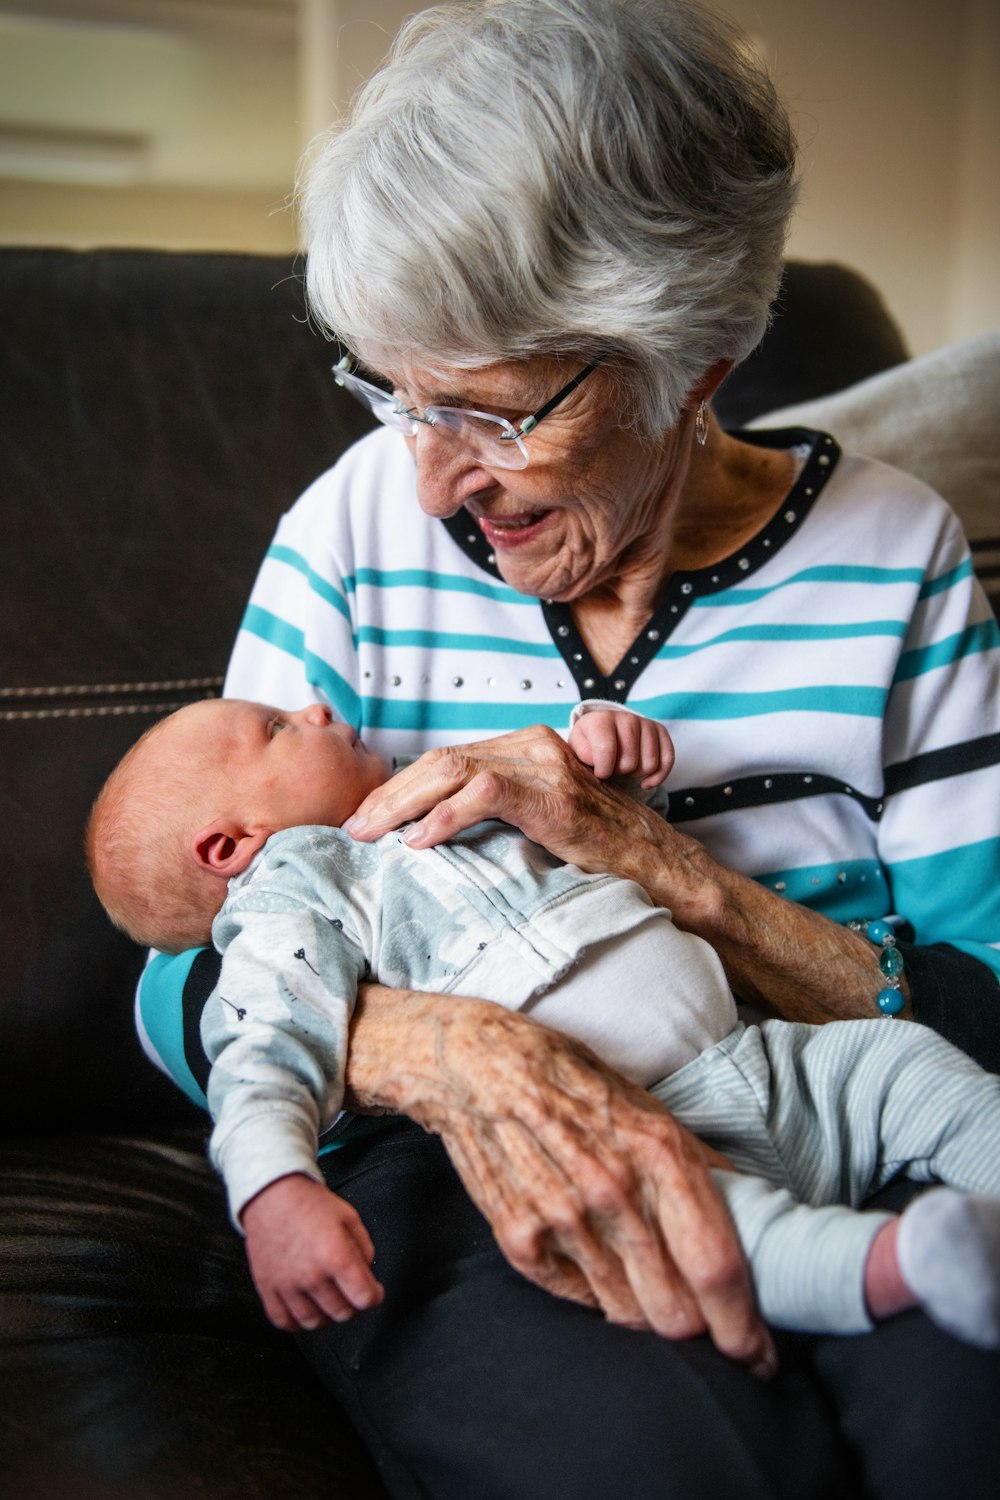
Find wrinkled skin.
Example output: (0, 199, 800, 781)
(326, 368, 899, 1374)
(345, 725, 905, 1027)
(346, 984, 777, 1378)
(338, 725, 905, 1373)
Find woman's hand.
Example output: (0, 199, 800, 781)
(344, 725, 910, 1026)
(345, 984, 778, 1378)
(345, 724, 677, 873)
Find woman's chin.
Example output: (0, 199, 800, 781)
(496, 557, 580, 601)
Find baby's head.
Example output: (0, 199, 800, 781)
(86, 698, 388, 953)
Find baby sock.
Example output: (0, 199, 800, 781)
(896, 1187, 1000, 1348)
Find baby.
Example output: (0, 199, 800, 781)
(88, 698, 1000, 1349)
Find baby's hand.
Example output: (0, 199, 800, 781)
(240, 1173, 384, 1332)
(568, 708, 674, 789)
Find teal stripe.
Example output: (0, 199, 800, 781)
(631, 684, 888, 721)
(358, 625, 560, 657)
(346, 567, 530, 605)
(363, 696, 569, 733)
(137, 951, 208, 1111)
(240, 604, 362, 725)
(268, 544, 351, 622)
(893, 619, 1000, 683)
(919, 557, 973, 600)
(888, 838, 1000, 957)
(701, 564, 924, 608)
(753, 859, 889, 920)
(658, 620, 906, 658)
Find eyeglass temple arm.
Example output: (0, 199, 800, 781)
(516, 353, 608, 437)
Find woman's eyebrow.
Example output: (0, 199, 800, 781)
(382, 369, 543, 411)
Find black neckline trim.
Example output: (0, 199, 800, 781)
(441, 428, 840, 701)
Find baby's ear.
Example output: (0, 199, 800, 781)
(192, 821, 270, 879)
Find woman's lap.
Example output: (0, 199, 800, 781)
(302, 1120, 999, 1500)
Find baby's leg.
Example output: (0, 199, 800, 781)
(866, 1191, 1000, 1348)
(716, 1172, 1000, 1346)
(658, 1020, 1000, 1343)
(747, 1016, 1000, 1204)
(747, 1020, 1000, 1344)
(714, 1169, 891, 1334)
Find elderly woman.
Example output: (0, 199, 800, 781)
(139, 1, 1000, 1495)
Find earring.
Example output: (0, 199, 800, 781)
(695, 401, 708, 447)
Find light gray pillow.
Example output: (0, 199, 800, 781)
(749, 332, 1000, 544)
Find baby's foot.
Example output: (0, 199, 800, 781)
(896, 1188, 1000, 1348)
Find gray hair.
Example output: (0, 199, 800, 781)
(301, 0, 798, 434)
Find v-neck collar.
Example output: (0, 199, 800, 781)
(441, 427, 840, 701)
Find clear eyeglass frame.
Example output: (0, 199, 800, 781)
(332, 353, 606, 471)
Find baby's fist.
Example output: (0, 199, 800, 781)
(569, 708, 674, 788)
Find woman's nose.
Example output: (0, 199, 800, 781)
(412, 427, 491, 519)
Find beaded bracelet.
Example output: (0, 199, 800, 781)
(847, 917, 906, 1016)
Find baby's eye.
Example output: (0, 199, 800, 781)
(269, 718, 287, 736)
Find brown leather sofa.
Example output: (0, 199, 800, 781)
(0, 249, 909, 1498)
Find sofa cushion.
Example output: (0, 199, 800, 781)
(714, 260, 909, 428)
(0, 1127, 385, 1498)
(0, 249, 374, 1131)
(748, 333, 1000, 616)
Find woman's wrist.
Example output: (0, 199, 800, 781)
(685, 857, 912, 1023)
(344, 983, 516, 1126)
(617, 814, 912, 1024)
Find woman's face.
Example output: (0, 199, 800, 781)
(377, 356, 689, 603)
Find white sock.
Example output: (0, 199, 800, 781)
(896, 1187, 1000, 1349)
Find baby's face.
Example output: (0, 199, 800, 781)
(173, 698, 389, 832)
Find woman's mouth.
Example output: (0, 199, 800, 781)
(476, 510, 553, 549)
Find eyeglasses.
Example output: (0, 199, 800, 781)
(333, 353, 606, 471)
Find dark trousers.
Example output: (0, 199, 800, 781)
(300, 1120, 1000, 1500)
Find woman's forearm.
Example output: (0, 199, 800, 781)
(343, 979, 775, 1373)
(611, 810, 911, 1024)
(341, 723, 908, 1028)
(343, 983, 489, 1120)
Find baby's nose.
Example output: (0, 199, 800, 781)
(298, 703, 333, 726)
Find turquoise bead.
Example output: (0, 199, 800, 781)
(877, 987, 905, 1016)
(880, 945, 904, 977)
(866, 919, 894, 944)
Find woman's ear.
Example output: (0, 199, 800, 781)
(689, 356, 736, 408)
(192, 821, 271, 879)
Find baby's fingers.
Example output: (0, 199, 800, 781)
(640, 720, 675, 788)
(280, 1283, 356, 1331)
(573, 713, 624, 779)
(325, 1213, 385, 1309)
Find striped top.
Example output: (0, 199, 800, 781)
(138, 423, 1000, 1103)
(224, 424, 1000, 972)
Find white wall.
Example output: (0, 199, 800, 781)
(718, 0, 999, 354)
(0, 5, 300, 251)
(300, 0, 999, 355)
(0, 0, 996, 355)
(948, 0, 1000, 345)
